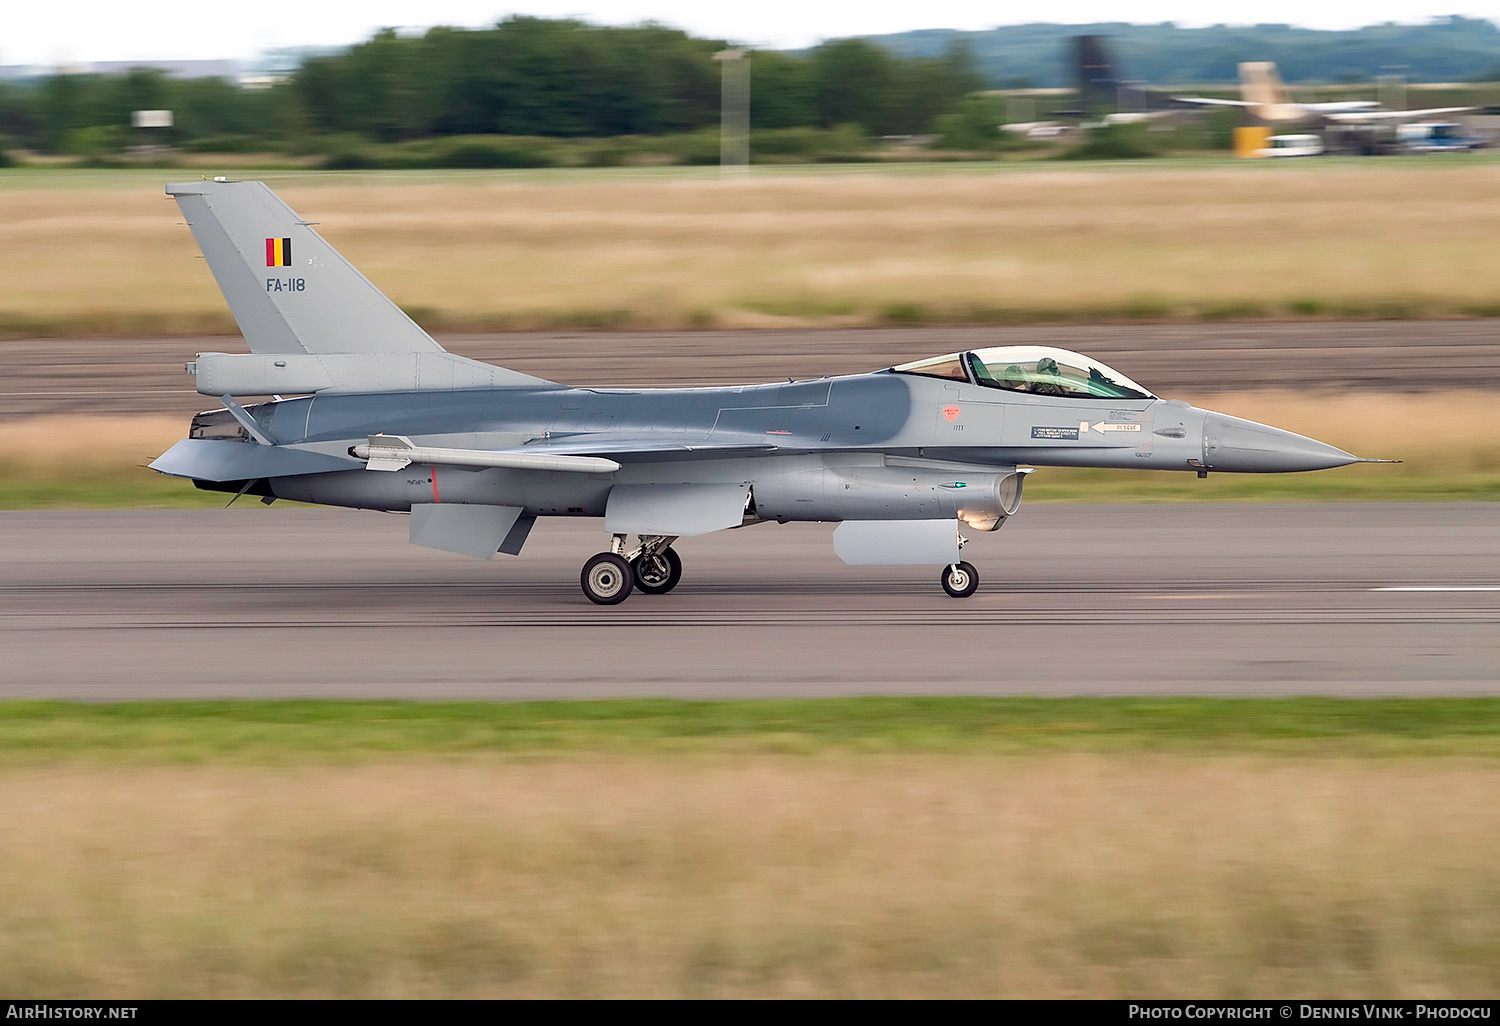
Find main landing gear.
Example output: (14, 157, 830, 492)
(631, 547, 682, 595)
(580, 533, 981, 604)
(580, 552, 633, 605)
(580, 534, 682, 605)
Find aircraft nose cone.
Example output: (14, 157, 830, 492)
(1203, 412, 1359, 473)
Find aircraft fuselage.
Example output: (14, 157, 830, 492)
(202, 370, 1355, 524)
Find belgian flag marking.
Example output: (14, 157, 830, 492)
(265, 237, 292, 267)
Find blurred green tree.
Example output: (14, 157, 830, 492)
(933, 94, 1006, 150)
(810, 38, 897, 133)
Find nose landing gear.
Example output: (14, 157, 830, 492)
(941, 560, 979, 599)
(580, 534, 682, 603)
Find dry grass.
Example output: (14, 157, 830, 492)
(0, 390, 1492, 507)
(0, 415, 217, 508)
(1, 755, 1497, 998)
(4, 164, 1500, 333)
(1189, 391, 1497, 475)
(15, 392, 1486, 476)
(1022, 389, 1498, 502)
(0, 415, 184, 474)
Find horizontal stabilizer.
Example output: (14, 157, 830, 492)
(150, 438, 360, 482)
(354, 434, 620, 474)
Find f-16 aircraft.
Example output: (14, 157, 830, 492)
(150, 180, 1393, 603)
(1174, 61, 1474, 126)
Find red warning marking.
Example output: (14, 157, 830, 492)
(942, 405, 961, 422)
(431, 465, 440, 503)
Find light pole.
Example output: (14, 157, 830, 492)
(1006, 94, 1035, 126)
(714, 48, 750, 179)
(1379, 65, 1408, 111)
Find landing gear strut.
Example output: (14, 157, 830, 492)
(580, 534, 682, 603)
(941, 561, 979, 599)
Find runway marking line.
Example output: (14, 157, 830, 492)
(0, 390, 201, 396)
(1374, 586, 1500, 592)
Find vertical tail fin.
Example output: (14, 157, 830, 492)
(1239, 62, 1291, 109)
(167, 180, 444, 356)
(1074, 35, 1120, 112)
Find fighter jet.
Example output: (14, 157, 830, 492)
(150, 180, 1393, 603)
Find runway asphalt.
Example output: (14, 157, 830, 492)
(6, 321, 1499, 417)
(2, 504, 1495, 700)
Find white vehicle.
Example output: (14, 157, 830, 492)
(1002, 121, 1068, 139)
(1259, 134, 1324, 157)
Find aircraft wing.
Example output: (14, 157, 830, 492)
(1171, 96, 1255, 108)
(1326, 106, 1477, 123)
(518, 434, 780, 461)
(1305, 101, 1380, 113)
(1102, 111, 1182, 124)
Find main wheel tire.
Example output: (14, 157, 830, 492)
(631, 547, 683, 595)
(941, 561, 980, 599)
(581, 552, 634, 605)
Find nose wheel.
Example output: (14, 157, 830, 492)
(941, 561, 979, 599)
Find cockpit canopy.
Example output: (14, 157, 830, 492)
(891, 346, 1155, 401)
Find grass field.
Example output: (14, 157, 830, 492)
(6, 697, 1500, 762)
(3, 698, 1500, 997)
(1, 390, 1491, 508)
(3, 159, 1500, 335)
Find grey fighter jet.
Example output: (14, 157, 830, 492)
(150, 180, 1392, 603)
